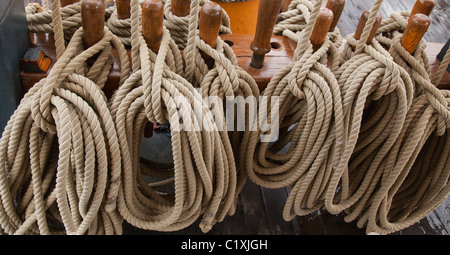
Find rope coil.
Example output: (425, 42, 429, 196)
(182, 0, 261, 201)
(0, 26, 130, 235)
(360, 39, 450, 235)
(244, 0, 346, 219)
(26, 1, 115, 41)
(0, 0, 130, 235)
(109, 0, 240, 233)
(164, 0, 232, 50)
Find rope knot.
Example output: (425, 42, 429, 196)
(200, 38, 240, 97)
(141, 28, 183, 124)
(30, 27, 123, 133)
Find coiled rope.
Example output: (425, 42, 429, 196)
(275, 0, 343, 48)
(182, 0, 261, 200)
(359, 39, 450, 234)
(274, 0, 313, 36)
(25, 1, 115, 41)
(0, 0, 130, 234)
(164, 0, 231, 50)
(110, 0, 238, 233)
(244, 0, 346, 219)
(324, 0, 418, 229)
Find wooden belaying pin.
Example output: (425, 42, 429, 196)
(280, 0, 293, 13)
(402, 13, 430, 54)
(250, 0, 283, 69)
(81, 0, 105, 49)
(410, 0, 436, 18)
(325, 0, 346, 32)
(60, 0, 80, 7)
(310, 8, 334, 52)
(142, 0, 164, 54)
(172, 0, 191, 17)
(116, 0, 131, 19)
(199, 1, 222, 69)
(354, 10, 382, 44)
(142, 0, 164, 138)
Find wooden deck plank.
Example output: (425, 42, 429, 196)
(260, 187, 300, 234)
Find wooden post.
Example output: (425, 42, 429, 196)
(402, 13, 431, 54)
(81, 0, 105, 49)
(280, 0, 292, 13)
(410, 0, 436, 18)
(142, 0, 164, 54)
(354, 10, 382, 44)
(142, 0, 165, 138)
(116, 0, 131, 19)
(250, 0, 283, 69)
(310, 8, 334, 52)
(199, 1, 222, 69)
(60, 0, 80, 7)
(325, 0, 346, 32)
(172, 0, 191, 17)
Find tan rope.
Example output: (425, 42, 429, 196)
(324, 0, 423, 232)
(275, 0, 343, 49)
(110, 0, 239, 233)
(274, 0, 313, 36)
(26, 1, 115, 41)
(182, 0, 261, 208)
(375, 10, 409, 48)
(373, 10, 431, 80)
(243, 0, 346, 219)
(0, 0, 130, 234)
(355, 37, 450, 234)
(163, 0, 231, 50)
(107, 11, 132, 46)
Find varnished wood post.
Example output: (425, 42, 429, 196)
(325, 0, 346, 32)
(402, 13, 431, 54)
(172, 0, 191, 17)
(142, 0, 164, 138)
(142, 0, 164, 54)
(199, 1, 222, 69)
(280, 0, 292, 13)
(61, 0, 80, 7)
(81, 0, 105, 49)
(116, 0, 131, 19)
(310, 8, 333, 52)
(410, 0, 436, 18)
(354, 10, 382, 44)
(250, 0, 283, 69)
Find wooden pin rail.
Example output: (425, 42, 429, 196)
(20, 0, 450, 93)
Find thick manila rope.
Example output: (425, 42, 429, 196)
(182, 0, 260, 202)
(274, 0, 313, 36)
(356, 41, 450, 235)
(106, 0, 147, 47)
(275, 0, 343, 49)
(26, 1, 115, 41)
(110, 0, 238, 233)
(324, 0, 416, 223)
(244, 0, 346, 219)
(164, 0, 231, 50)
(373, 10, 431, 81)
(0, 0, 130, 234)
